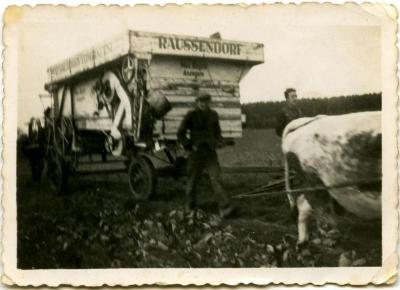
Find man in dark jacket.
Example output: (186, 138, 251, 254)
(177, 93, 233, 217)
(275, 88, 303, 137)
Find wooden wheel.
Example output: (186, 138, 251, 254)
(46, 151, 67, 194)
(128, 156, 156, 200)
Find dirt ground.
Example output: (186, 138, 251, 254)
(17, 129, 381, 268)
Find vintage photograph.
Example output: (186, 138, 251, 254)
(2, 3, 398, 286)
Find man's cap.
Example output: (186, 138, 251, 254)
(196, 93, 212, 102)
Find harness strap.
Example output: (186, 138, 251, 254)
(232, 178, 382, 200)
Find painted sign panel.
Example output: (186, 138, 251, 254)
(158, 36, 242, 56)
(148, 56, 248, 82)
(130, 31, 264, 63)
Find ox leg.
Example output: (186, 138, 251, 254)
(284, 156, 296, 210)
(297, 194, 313, 244)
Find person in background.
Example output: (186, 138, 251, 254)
(276, 88, 303, 221)
(177, 93, 234, 218)
(275, 88, 303, 137)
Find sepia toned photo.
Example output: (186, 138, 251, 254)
(2, 3, 398, 286)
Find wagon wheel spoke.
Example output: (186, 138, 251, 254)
(121, 56, 135, 83)
(130, 170, 146, 189)
(128, 157, 156, 200)
(130, 173, 142, 185)
(45, 148, 66, 194)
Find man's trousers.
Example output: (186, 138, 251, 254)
(185, 148, 231, 209)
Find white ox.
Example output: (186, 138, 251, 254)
(282, 111, 381, 243)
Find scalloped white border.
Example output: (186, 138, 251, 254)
(1, 2, 398, 286)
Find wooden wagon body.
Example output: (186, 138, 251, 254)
(41, 30, 264, 197)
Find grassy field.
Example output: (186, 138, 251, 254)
(17, 129, 381, 268)
(219, 128, 283, 167)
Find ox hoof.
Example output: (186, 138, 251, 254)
(282, 234, 297, 246)
(296, 240, 309, 251)
(282, 207, 299, 224)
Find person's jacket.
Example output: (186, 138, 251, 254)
(177, 108, 223, 151)
(275, 103, 302, 137)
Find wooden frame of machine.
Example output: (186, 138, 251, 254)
(31, 30, 264, 199)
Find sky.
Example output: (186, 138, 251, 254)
(16, 5, 382, 127)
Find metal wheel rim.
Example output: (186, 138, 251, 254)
(121, 55, 135, 83)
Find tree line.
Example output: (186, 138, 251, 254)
(241, 93, 381, 129)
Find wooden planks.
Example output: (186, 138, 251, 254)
(47, 33, 130, 84)
(148, 56, 244, 141)
(167, 107, 240, 117)
(157, 131, 242, 140)
(148, 77, 240, 91)
(166, 100, 239, 109)
(154, 112, 242, 138)
(155, 118, 241, 131)
(46, 30, 264, 86)
(166, 95, 239, 103)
